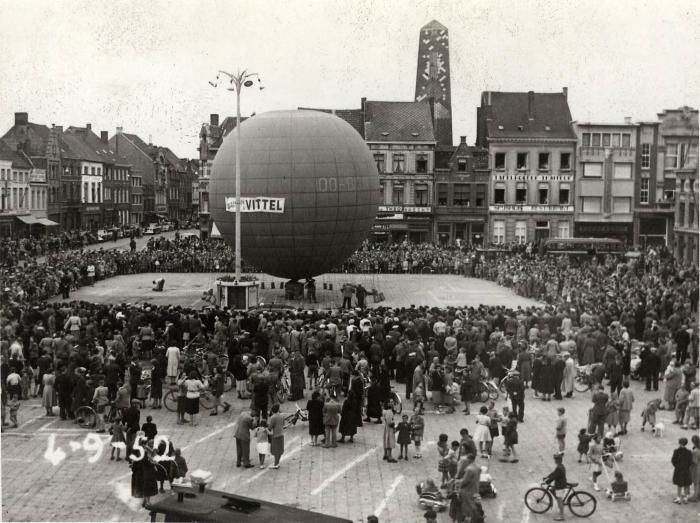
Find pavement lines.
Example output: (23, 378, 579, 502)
(520, 503, 530, 523)
(16, 413, 46, 430)
(372, 474, 404, 517)
(238, 436, 302, 487)
(184, 421, 237, 449)
(310, 448, 376, 496)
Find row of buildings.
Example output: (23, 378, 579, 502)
(0, 114, 199, 237)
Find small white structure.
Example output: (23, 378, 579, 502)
(215, 278, 259, 310)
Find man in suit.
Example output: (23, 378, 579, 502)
(235, 410, 256, 468)
(322, 394, 340, 448)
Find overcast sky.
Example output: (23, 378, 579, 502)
(1, 0, 698, 158)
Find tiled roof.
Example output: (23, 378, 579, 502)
(0, 140, 33, 169)
(60, 130, 104, 162)
(64, 127, 132, 166)
(482, 91, 576, 140)
(0, 122, 51, 157)
(298, 108, 364, 137)
(421, 19, 447, 31)
(364, 101, 436, 142)
(160, 147, 183, 170)
(123, 133, 157, 158)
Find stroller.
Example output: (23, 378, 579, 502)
(601, 434, 630, 501)
(136, 368, 152, 407)
(416, 479, 448, 512)
(479, 460, 498, 498)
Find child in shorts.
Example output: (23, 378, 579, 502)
(577, 428, 591, 463)
(8, 394, 20, 428)
(410, 406, 424, 458)
(437, 433, 450, 487)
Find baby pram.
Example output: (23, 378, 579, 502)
(479, 461, 497, 498)
(601, 434, 630, 501)
(416, 479, 448, 511)
(136, 368, 152, 405)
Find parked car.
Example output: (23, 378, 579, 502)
(95, 229, 108, 242)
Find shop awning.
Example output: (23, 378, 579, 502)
(16, 215, 39, 224)
(37, 218, 59, 226)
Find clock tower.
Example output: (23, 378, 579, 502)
(414, 20, 452, 146)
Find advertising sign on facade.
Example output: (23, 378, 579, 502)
(492, 174, 574, 182)
(225, 196, 285, 213)
(378, 205, 432, 213)
(489, 204, 574, 213)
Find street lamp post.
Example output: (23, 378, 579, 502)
(210, 69, 263, 280)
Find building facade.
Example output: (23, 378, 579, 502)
(674, 163, 698, 266)
(0, 141, 33, 236)
(477, 90, 577, 244)
(366, 100, 436, 242)
(433, 136, 489, 244)
(574, 122, 637, 242)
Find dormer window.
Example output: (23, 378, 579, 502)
(411, 132, 419, 137)
(457, 158, 467, 172)
(381, 132, 389, 137)
(498, 125, 504, 130)
(545, 125, 551, 131)
(517, 125, 524, 131)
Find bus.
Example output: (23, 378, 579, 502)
(543, 237, 625, 257)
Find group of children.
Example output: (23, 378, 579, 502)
(385, 407, 426, 461)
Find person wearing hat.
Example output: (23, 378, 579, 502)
(506, 370, 525, 422)
(544, 452, 568, 521)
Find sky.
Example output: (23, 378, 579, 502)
(1, 0, 699, 158)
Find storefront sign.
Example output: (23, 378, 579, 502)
(378, 205, 432, 213)
(372, 224, 390, 230)
(85, 206, 100, 212)
(489, 204, 574, 213)
(377, 213, 405, 220)
(29, 169, 46, 183)
(493, 174, 573, 182)
(226, 196, 285, 213)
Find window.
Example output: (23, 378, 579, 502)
(686, 143, 698, 168)
(559, 183, 570, 205)
(83, 166, 88, 174)
(494, 153, 506, 170)
(415, 184, 429, 205)
(560, 153, 571, 170)
(515, 221, 527, 244)
(581, 196, 601, 213)
(379, 183, 385, 204)
(640, 178, 649, 204)
(91, 167, 95, 175)
(678, 202, 686, 227)
(494, 183, 506, 204)
(641, 143, 651, 168)
(493, 220, 505, 244)
(97, 167, 101, 176)
(613, 197, 631, 213)
(476, 184, 486, 207)
(622, 134, 631, 148)
(663, 189, 675, 201)
(457, 158, 467, 172)
(583, 163, 603, 177)
(516, 153, 528, 170)
(613, 163, 632, 179)
(515, 183, 527, 204)
(437, 183, 448, 206)
(538, 184, 549, 204)
(602, 133, 611, 147)
(612, 134, 620, 147)
(591, 133, 601, 147)
(557, 221, 570, 239)
(374, 154, 385, 173)
(416, 154, 427, 173)
(582, 133, 591, 147)
(665, 143, 679, 169)
(392, 154, 405, 173)
(453, 184, 470, 206)
(538, 153, 550, 170)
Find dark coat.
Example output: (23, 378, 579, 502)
(366, 383, 382, 419)
(672, 447, 692, 487)
(306, 398, 325, 436)
(338, 396, 359, 437)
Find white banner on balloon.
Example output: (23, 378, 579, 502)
(225, 196, 285, 213)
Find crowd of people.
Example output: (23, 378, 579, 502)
(1, 238, 699, 521)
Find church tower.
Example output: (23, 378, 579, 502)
(414, 20, 452, 146)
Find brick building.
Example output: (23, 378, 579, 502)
(477, 89, 577, 244)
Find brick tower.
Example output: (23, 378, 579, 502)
(415, 19, 452, 146)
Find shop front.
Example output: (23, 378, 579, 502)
(375, 205, 433, 243)
(81, 205, 103, 230)
(435, 219, 487, 245)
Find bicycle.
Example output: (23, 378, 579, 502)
(574, 366, 595, 393)
(283, 403, 309, 428)
(163, 389, 217, 412)
(524, 481, 597, 518)
(74, 401, 122, 429)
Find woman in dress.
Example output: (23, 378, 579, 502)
(473, 405, 492, 457)
(184, 371, 204, 427)
(605, 391, 620, 435)
(267, 404, 285, 469)
(516, 346, 532, 388)
(338, 390, 358, 443)
(539, 356, 555, 401)
(41, 367, 56, 416)
(382, 402, 397, 463)
(289, 351, 306, 401)
(306, 390, 325, 446)
(150, 359, 163, 409)
(130, 435, 159, 508)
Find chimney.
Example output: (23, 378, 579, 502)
(528, 91, 535, 120)
(624, 116, 632, 125)
(55, 125, 63, 134)
(116, 126, 123, 135)
(460, 136, 467, 144)
(562, 87, 568, 100)
(14, 112, 28, 125)
(101, 131, 109, 143)
(86, 123, 91, 131)
(210, 114, 219, 126)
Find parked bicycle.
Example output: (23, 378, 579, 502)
(163, 388, 216, 412)
(283, 403, 309, 429)
(524, 481, 597, 518)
